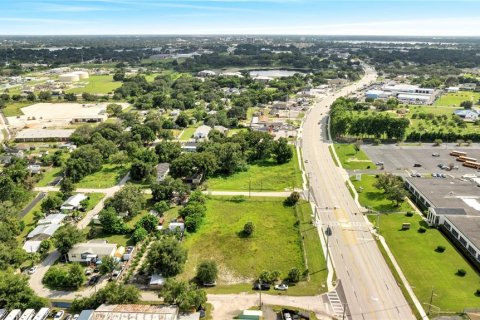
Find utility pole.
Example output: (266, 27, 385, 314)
(325, 225, 332, 272)
(249, 178, 251, 198)
(307, 172, 311, 202)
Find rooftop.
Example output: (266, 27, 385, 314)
(406, 177, 480, 216)
(93, 304, 178, 320)
(446, 215, 480, 250)
(16, 129, 75, 139)
(69, 241, 117, 256)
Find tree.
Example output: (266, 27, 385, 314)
(130, 160, 154, 182)
(98, 207, 127, 234)
(273, 138, 293, 164)
(175, 112, 189, 128)
(99, 255, 119, 275)
(131, 227, 148, 244)
(60, 178, 75, 199)
(38, 91, 52, 101)
(106, 185, 146, 217)
(106, 103, 123, 117)
(155, 141, 182, 163)
(113, 71, 126, 82)
(196, 261, 218, 284)
(460, 100, 473, 109)
(70, 282, 139, 312)
(41, 194, 62, 213)
(64, 93, 77, 101)
(136, 215, 159, 233)
(151, 177, 190, 202)
(243, 222, 255, 237)
(0, 270, 47, 310)
(53, 224, 84, 255)
(160, 279, 207, 311)
(288, 267, 301, 283)
(39, 240, 50, 254)
(131, 124, 156, 145)
(146, 238, 187, 277)
(153, 201, 170, 216)
(434, 139, 443, 146)
(42, 263, 85, 289)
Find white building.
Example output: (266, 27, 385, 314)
(397, 93, 433, 105)
(61, 193, 87, 212)
(446, 87, 460, 93)
(37, 213, 67, 225)
(68, 240, 117, 263)
(92, 304, 178, 320)
(197, 70, 216, 77)
(193, 125, 212, 139)
(27, 223, 61, 240)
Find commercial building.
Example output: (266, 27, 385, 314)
(15, 129, 75, 142)
(397, 93, 434, 105)
(92, 304, 178, 320)
(405, 177, 480, 269)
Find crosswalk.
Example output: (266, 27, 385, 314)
(327, 290, 345, 318)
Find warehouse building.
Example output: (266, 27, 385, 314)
(15, 129, 75, 142)
(405, 177, 480, 269)
(91, 304, 179, 320)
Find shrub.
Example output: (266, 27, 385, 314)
(243, 222, 255, 237)
(457, 269, 467, 277)
(418, 227, 426, 233)
(435, 245, 446, 253)
(284, 192, 300, 206)
(405, 212, 414, 217)
(475, 289, 480, 296)
(288, 267, 301, 283)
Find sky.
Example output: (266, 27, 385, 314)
(1, 0, 480, 36)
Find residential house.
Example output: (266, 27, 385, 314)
(156, 163, 170, 182)
(60, 193, 87, 212)
(193, 125, 211, 139)
(454, 109, 479, 121)
(68, 240, 117, 263)
(27, 223, 61, 240)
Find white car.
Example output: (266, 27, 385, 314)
(28, 266, 38, 274)
(73, 315, 79, 320)
(54, 311, 65, 320)
(274, 283, 289, 291)
(284, 313, 292, 320)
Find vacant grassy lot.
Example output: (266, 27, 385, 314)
(2, 101, 31, 117)
(84, 193, 105, 211)
(351, 174, 413, 212)
(67, 75, 122, 94)
(370, 213, 480, 313)
(207, 148, 302, 191)
(75, 164, 129, 189)
(36, 166, 63, 187)
(181, 197, 305, 284)
(435, 91, 480, 107)
(334, 144, 377, 170)
(179, 126, 198, 141)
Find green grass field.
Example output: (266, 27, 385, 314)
(75, 164, 129, 189)
(84, 193, 105, 211)
(334, 144, 377, 170)
(36, 166, 63, 187)
(351, 174, 413, 212)
(435, 91, 480, 107)
(179, 126, 198, 141)
(67, 75, 122, 94)
(2, 101, 31, 117)
(180, 197, 324, 295)
(207, 147, 302, 191)
(370, 213, 480, 313)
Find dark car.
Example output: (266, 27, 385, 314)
(252, 283, 270, 291)
(413, 163, 422, 167)
(88, 275, 100, 286)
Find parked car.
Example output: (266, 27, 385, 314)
(64, 315, 72, 320)
(88, 275, 100, 286)
(28, 266, 38, 274)
(432, 153, 440, 157)
(53, 311, 64, 320)
(375, 161, 384, 166)
(274, 283, 289, 291)
(413, 163, 422, 167)
(252, 283, 270, 291)
(84, 268, 92, 276)
(304, 159, 309, 163)
(203, 281, 216, 287)
(73, 315, 79, 320)
(284, 313, 292, 320)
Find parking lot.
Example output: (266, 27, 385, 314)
(362, 144, 480, 177)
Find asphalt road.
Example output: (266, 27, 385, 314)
(301, 66, 415, 320)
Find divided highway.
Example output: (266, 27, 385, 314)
(301, 67, 415, 319)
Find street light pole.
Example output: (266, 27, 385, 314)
(325, 225, 332, 272)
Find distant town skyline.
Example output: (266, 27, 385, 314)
(1, 0, 480, 36)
